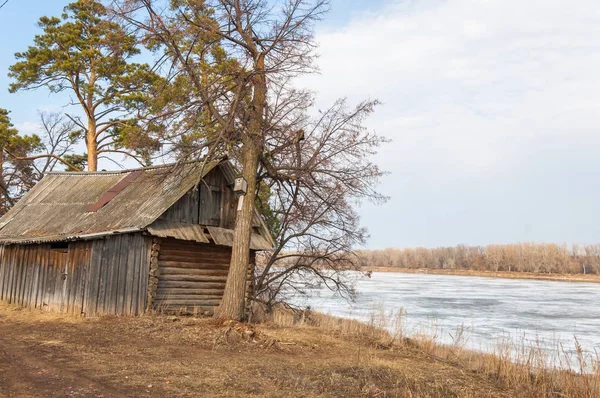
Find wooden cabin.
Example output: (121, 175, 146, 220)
(0, 160, 273, 316)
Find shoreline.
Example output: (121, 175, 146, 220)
(363, 266, 600, 283)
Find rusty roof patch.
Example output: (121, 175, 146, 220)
(87, 170, 144, 212)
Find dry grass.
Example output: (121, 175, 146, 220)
(262, 305, 600, 398)
(0, 301, 516, 398)
(1, 300, 598, 397)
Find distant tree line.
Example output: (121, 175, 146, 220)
(355, 243, 600, 275)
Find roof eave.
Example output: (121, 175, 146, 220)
(0, 227, 144, 245)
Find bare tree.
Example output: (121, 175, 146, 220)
(253, 97, 388, 309)
(114, 0, 332, 320)
(1, 111, 80, 214)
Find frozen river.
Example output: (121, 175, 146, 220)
(291, 272, 600, 361)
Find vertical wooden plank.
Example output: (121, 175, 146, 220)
(57, 250, 65, 312)
(12, 246, 21, 304)
(23, 246, 32, 307)
(58, 250, 68, 313)
(46, 250, 56, 312)
(53, 250, 64, 312)
(3, 246, 10, 302)
(81, 243, 92, 316)
(0, 246, 5, 301)
(26, 246, 36, 308)
(0, 246, 7, 301)
(36, 246, 49, 309)
(98, 238, 109, 314)
(27, 246, 39, 308)
(130, 235, 142, 316)
(76, 243, 87, 314)
(68, 243, 83, 315)
(8, 246, 17, 303)
(49, 251, 62, 312)
(137, 236, 151, 315)
(101, 237, 115, 314)
(92, 239, 106, 315)
(64, 244, 75, 314)
(101, 237, 117, 315)
(65, 245, 74, 314)
(14, 246, 25, 305)
(85, 240, 102, 316)
(32, 246, 41, 308)
(12, 245, 21, 305)
(75, 244, 90, 316)
(116, 234, 130, 315)
(20, 246, 28, 306)
(109, 235, 123, 315)
(24, 246, 35, 307)
(14, 246, 22, 305)
(69, 243, 82, 315)
(124, 235, 137, 315)
(5, 246, 14, 302)
(1, 246, 10, 302)
(43, 249, 54, 311)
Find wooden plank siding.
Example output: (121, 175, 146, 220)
(159, 166, 238, 229)
(154, 238, 254, 314)
(0, 233, 151, 316)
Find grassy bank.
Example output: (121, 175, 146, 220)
(274, 307, 600, 398)
(364, 266, 600, 283)
(0, 302, 598, 397)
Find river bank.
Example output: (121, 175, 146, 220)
(363, 266, 600, 283)
(0, 301, 598, 397)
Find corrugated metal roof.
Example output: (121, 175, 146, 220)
(0, 161, 220, 244)
(218, 161, 238, 185)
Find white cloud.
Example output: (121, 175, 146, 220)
(37, 104, 63, 113)
(302, 0, 600, 176)
(299, 0, 600, 246)
(15, 121, 41, 134)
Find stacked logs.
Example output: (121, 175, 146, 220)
(154, 238, 256, 316)
(146, 238, 161, 312)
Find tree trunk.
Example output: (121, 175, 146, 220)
(214, 143, 259, 320)
(215, 54, 266, 321)
(87, 119, 97, 172)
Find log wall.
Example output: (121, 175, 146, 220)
(154, 238, 254, 314)
(0, 233, 151, 316)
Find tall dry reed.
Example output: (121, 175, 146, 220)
(265, 305, 600, 398)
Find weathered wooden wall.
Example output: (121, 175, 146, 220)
(154, 238, 254, 314)
(0, 233, 151, 316)
(159, 167, 236, 228)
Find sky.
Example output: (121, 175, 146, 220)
(1, 0, 600, 249)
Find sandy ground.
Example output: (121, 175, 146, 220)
(0, 302, 521, 398)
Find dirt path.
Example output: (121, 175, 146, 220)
(0, 317, 133, 397)
(0, 303, 518, 398)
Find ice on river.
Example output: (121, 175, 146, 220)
(290, 272, 600, 363)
